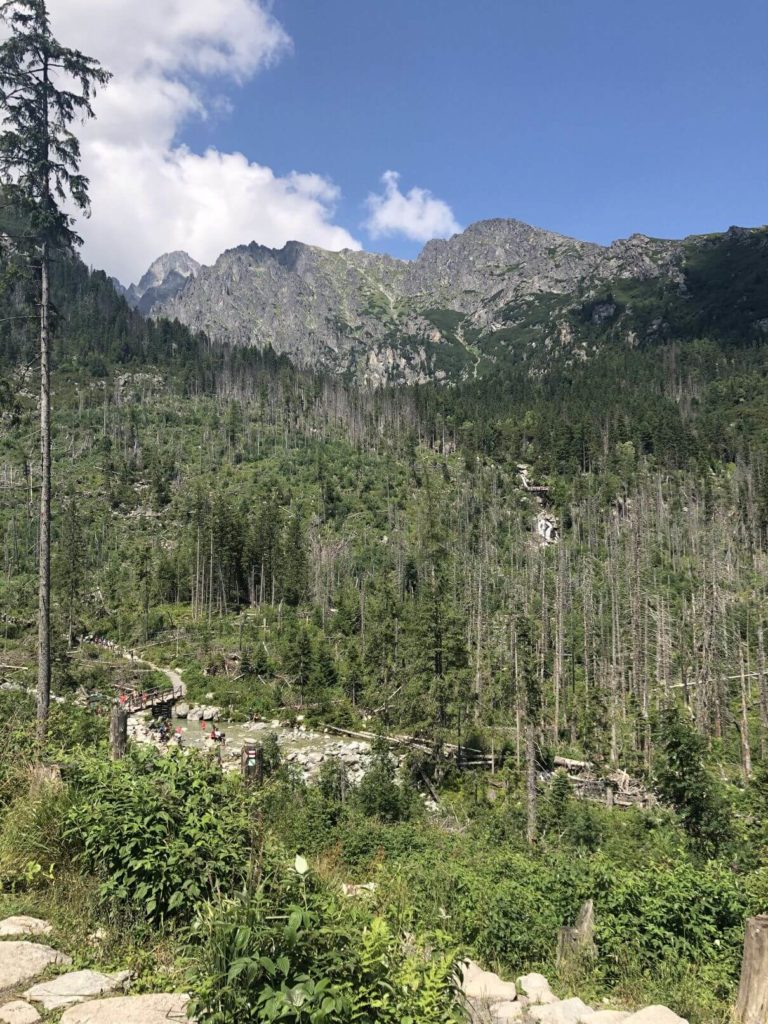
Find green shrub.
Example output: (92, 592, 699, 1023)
(188, 853, 462, 1024)
(63, 747, 254, 924)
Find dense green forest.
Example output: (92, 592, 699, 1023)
(2, 243, 768, 1023)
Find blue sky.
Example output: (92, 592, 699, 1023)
(57, 0, 768, 280)
(181, 0, 768, 260)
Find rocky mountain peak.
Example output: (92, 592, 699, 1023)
(120, 251, 201, 315)
(136, 251, 200, 293)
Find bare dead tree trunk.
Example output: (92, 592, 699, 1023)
(36, 241, 50, 743)
(758, 622, 768, 761)
(736, 916, 768, 1024)
(525, 719, 537, 846)
(110, 706, 128, 760)
(739, 646, 753, 781)
(474, 567, 483, 719)
(553, 552, 564, 743)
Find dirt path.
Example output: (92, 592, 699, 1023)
(80, 638, 186, 698)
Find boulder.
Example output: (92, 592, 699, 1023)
(530, 998, 593, 1024)
(173, 702, 189, 718)
(24, 970, 130, 1010)
(0, 1001, 41, 1024)
(0, 917, 51, 938)
(202, 705, 220, 721)
(622, 1008, 688, 1024)
(581, 1013, 630, 1024)
(491, 1000, 525, 1021)
(187, 706, 202, 721)
(59, 993, 192, 1024)
(462, 961, 518, 1002)
(0, 942, 71, 990)
(516, 973, 557, 1005)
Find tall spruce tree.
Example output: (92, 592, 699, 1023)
(0, 0, 109, 739)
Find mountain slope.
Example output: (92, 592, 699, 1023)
(146, 219, 767, 385)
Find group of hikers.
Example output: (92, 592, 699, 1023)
(147, 716, 227, 750)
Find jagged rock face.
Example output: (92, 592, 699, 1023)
(154, 221, 621, 382)
(120, 251, 200, 315)
(405, 219, 604, 310)
(138, 219, 766, 385)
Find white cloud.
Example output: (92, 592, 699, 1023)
(43, 0, 361, 283)
(364, 170, 460, 243)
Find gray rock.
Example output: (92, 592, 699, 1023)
(59, 993, 192, 1024)
(0, 917, 51, 938)
(581, 1012, 630, 1024)
(516, 974, 557, 1005)
(0, 1001, 41, 1024)
(186, 706, 202, 721)
(622, 1008, 688, 1024)
(24, 970, 130, 1010)
(173, 702, 189, 718)
(530, 997, 593, 1024)
(0, 942, 71, 990)
(491, 1000, 525, 1021)
(461, 961, 517, 1003)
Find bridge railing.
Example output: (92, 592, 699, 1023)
(117, 684, 183, 713)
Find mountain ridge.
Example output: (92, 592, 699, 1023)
(125, 218, 767, 385)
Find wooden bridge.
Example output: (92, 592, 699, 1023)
(116, 683, 184, 715)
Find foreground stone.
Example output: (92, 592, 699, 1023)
(530, 997, 593, 1024)
(0, 1001, 40, 1024)
(582, 1012, 630, 1024)
(623, 1007, 688, 1024)
(462, 961, 518, 1003)
(59, 993, 192, 1024)
(0, 942, 71, 991)
(24, 970, 130, 1011)
(0, 918, 51, 938)
(516, 973, 557, 1005)
(490, 999, 525, 1021)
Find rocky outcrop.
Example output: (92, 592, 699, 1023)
(24, 970, 130, 1011)
(529, 999, 594, 1024)
(146, 219, 697, 385)
(0, 918, 51, 938)
(59, 994, 192, 1024)
(517, 974, 558, 1005)
(622, 1009, 688, 1024)
(0, 942, 71, 991)
(0, 1002, 40, 1024)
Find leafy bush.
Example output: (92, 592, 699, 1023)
(189, 853, 462, 1024)
(592, 858, 746, 997)
(63, 747, 253, 924)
